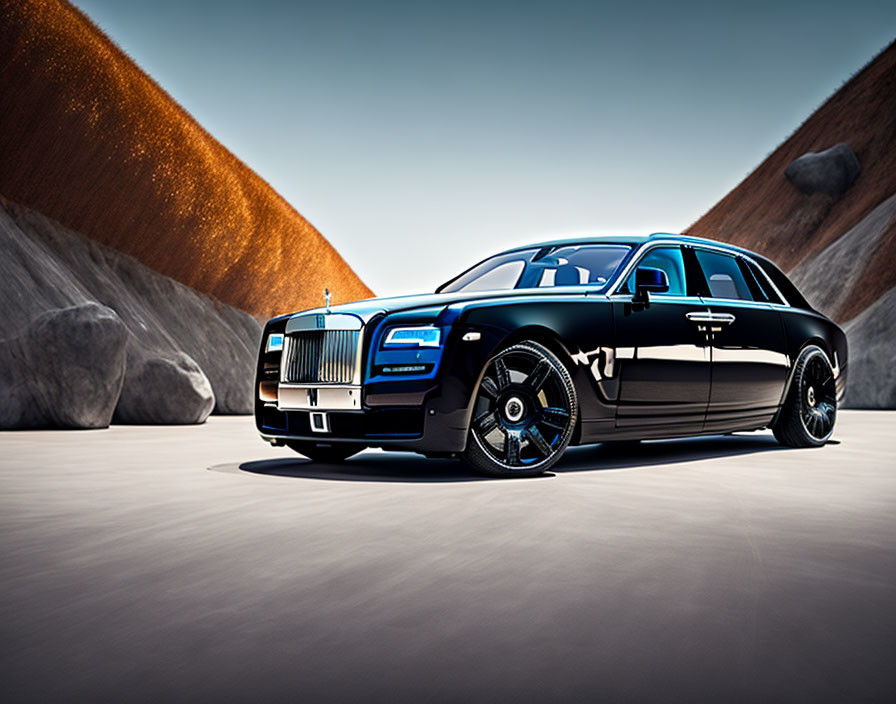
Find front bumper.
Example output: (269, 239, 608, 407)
(257, 388, 471, 453)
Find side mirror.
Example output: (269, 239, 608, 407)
(634, 267, 669, 302)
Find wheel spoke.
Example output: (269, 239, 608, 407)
(474, 410, 500, 435)
(494, 357, 511, 390)
(524, 359, 552, 394)
(525, 425, 553, 457)
(505, 432, 521, 464)
(540, 407, 570, 426)
(479, 376, 499, 398)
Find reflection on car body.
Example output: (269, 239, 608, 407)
(256, 233, 846, 477)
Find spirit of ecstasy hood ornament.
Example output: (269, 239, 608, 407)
(324, 288, 332, 313)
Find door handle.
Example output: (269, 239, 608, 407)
(685, 312, 735, 325)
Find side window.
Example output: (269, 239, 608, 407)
(537, 266, 587, 287)
(742, 258, 783, 304)
(531, 245, 631, 289)
(694, 249, 754, 301)
(456, 260, 525, 292)
(624, 246, 687, 296)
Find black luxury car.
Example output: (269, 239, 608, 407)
(256, 234, 846, 477)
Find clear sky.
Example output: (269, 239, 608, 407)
(74, 0, 895, 297)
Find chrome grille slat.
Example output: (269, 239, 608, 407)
(282, 329, 359, 384)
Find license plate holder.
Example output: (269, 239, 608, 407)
(277, 385, 361, 411)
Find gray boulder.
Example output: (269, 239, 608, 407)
(0, 193, 261, 426)
(114, 344, 215, 424)
(0, 303, 127, 428)
(842, 287, 896, 409)
(785, 143, 861, 196)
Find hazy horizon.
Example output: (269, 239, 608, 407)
(73, 0, 895, 297)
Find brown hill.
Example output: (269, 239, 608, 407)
(688, 39, 896, 324)
(0, 0, 372, 320)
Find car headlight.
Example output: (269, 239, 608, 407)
(266, 333, 284, 353)
(383, 326, 441, 348)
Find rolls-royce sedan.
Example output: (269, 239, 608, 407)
(255, 234, 846, 477)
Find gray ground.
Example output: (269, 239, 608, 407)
(1, 412, 894, 703)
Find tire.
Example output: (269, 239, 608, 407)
(462, 341, 577, 477)
(773, 345, 837, 447)
(286, 441, 364, 462)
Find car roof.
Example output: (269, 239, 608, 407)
(495, 233, 752, 257)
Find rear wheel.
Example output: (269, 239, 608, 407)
(463, 341, 577, 477)
(773, 345, 837, 447)
(286, 441, 364, 462)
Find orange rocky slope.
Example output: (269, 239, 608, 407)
(0, 0, 372, 320)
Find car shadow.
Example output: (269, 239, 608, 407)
(554, 433, 785, 473)
(232, 454, 495, 483)
(222, 432, 801, 483)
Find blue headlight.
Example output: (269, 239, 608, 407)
(383, 326, 441, 348)
(266, 333, 284, 353)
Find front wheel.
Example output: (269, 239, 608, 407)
(462, 341, 577, 477)
(286, 441, 365, 463)
(773, 345, 837, 447)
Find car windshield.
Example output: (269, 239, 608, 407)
(439, 244, 632, 294)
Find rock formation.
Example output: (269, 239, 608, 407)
(0, 303, 127, 429)
(843, 288, 896, 409)
(114, 349, 215, 425)
(785, 143, 861, 196)
(0, 193, 261, 427)
(789, 193, 896, 322)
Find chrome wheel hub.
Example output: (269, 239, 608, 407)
(504, 396, 525, 423)
(799, 352, 837, 441)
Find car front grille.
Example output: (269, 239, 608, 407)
(282, 330, 360, 384)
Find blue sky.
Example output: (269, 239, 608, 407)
(74, 0, 896, 296)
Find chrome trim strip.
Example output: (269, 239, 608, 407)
(712, 348, 790, 367)
(613, 345, 709, 363)
(635, 344, 709, 362)
(286, 313, 363, 333)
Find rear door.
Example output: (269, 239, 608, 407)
(612, 245, 711, 435)
(689, 247, 789, 432)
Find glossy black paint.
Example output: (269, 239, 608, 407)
(255, 234, 847, 454)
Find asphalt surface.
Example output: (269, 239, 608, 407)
(1, 411, 894, 703)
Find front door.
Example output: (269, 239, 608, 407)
(612, 245, 711, 435)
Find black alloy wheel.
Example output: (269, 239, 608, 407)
(463, 341, 577, 477)
(286, 441, 365, 463)
(773, 345, 837, 447)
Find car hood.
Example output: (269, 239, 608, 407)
(285, 288, 606, 325)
